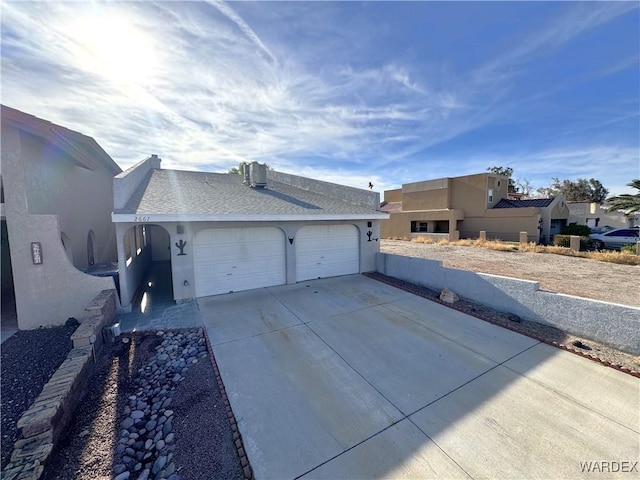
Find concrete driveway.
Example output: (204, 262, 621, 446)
(199, 275, 639, 479)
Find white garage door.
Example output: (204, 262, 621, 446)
(295, 224, 359, 282)
(193, 227, 286, 297)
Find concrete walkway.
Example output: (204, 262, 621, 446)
(118, 261, 203, 332)
(199, 275, 639, 480)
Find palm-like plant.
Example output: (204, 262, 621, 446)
(605, 179, 640, 213)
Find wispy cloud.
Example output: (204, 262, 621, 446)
(469, 2, 638, 88)
(1, 1, 637, 195)
(204, 0, 278, 65)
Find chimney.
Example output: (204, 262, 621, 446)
(249, 162, 267, 188)
(241, 162, 251, 185)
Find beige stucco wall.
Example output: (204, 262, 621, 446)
(402, 178, 449, 211)
(19, 131, 118, 269)
(383, 189, 402, 203)
(567, 202, 594, 226)
(461, 209, 541, 242)
(549, 198, 569, 219)
(381, 211, 410, 239)
(450, 173, 509, 215)
(1, 124, 116, 329)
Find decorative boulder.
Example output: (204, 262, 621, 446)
(439, 287, 459, 304)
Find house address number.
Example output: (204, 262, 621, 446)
(134, 216, 151, 223)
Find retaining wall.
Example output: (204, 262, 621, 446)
(2, 289, 117, 480)
(376, 253, 640, 355)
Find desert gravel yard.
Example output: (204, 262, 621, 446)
(0, 324, 76, 470)
(381, 239, 640, 306)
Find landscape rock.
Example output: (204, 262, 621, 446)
(439, 287, 460, 304)
(114, 472, 130, 480)
(108, 328, 211, 479)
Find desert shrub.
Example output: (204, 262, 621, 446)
(552, 235, 570, 247)
(481, 240, 518, 251)
(385, 236, 640, 264)
(587, 250, 640, 265)
(560, 225, 591, 236)
(621, 243, 639, 254)
(519, 242, 545, 253)
(553, 234, 591, 250)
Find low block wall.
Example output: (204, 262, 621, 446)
(376, 253, 640, 355)
(2, 289, 117, 480)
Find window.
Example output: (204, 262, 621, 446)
(434, 221, 449, 233)
(487, 189, 494, 203)
(410, 221, 429, 233)
(606, 230, 638, 238)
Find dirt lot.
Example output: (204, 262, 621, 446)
(381, 240, 640, 307)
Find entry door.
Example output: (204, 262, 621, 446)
(193, 227, 286, 297)
(295, 224, 359, 282)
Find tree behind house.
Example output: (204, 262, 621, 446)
(487, 166, 518, 193)
(536, 177, 608, 202)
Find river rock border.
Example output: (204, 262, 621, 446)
(111, 328, 252, 480)
(112, 329, 206, 480)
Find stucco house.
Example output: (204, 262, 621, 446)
(567, 201, 640, 230)
(112, 156, 388, 310)
(1, 105, 122, 330)
(381, 172, 569, 244)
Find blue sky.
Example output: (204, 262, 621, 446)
(2, 1, 639, 197)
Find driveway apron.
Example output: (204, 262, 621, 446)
(200, 275, 640, 479)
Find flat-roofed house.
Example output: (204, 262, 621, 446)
(381, 172, 568, 244)
(112, 156, 388, 310)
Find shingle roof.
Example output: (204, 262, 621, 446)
(116, 168, 383, 217)
(493, 198, 555, 209)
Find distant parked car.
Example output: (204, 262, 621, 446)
(589, 227, 639, 250)
(589, 225, 615, 234)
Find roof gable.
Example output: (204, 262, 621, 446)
(1, 105, 121, 175)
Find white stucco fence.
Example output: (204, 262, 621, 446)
(376, 253, 640, 355)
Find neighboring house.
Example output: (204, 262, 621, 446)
(568, 201, 639, 229)
(1, 105, 122, 330)
(381, 172, 569, 244)
(112, 156, 388, 310)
